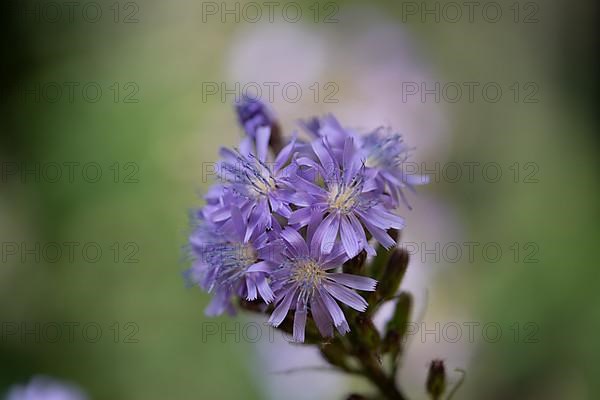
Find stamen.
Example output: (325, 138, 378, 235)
(327, 170, 364, 214)
(292, 259, 327, 296)
(208, 242, 258, 290)
(238, 153, 276, 197)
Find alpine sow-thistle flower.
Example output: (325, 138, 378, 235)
(289, 136, 405, 258)
(268, 227, 376, 342)
(187, 96, 426, 343)
(188, 207, 278, 315)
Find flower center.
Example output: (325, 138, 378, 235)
(364, 154, 380, 169)
(245, 159, 277, 197)
(328, 184, 357, 214)
(250, 172, 276, 196)
(238, 243, 258, 266)
(292, 259, 326, 291)
(362, 132, 407, 169)
(208, 242, 257, 290)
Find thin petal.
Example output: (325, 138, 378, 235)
(268, 288, 296, 327)
(239, 137, 253, 157)
(321, 214, 340, 255)
(312, 138, 336, 176)
(288, 207, 313, 226)
(293, 299, 308, 342)
(310, 213, 334, 257)
(256, 274, 274, 303)
(324, 282, 368, 312)
(342, 137, 359, 183)
(274, 135, 296, 171)
(246, 278, 258, 301)
(311, 294, 333, 338)
(329, 273, 377, 291)
(281, 227, 309, 257)
(336, 319, 350, 335)
(370, 207, 405, 229)
(229, 206, 246, 242)
(339, 216, 360, 258)
(317, 287, 347, 327)
(247, 261, 272, 273)
(255, 126, 271, 162)
(347, 213, 368, 247)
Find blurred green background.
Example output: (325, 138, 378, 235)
(1, 0, 598, 399)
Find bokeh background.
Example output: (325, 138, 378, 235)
(1, 0, 598, 399)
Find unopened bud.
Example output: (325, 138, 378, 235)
(376, 248, 409, 300)
(353, 314, 381, 350)
(382, 292, 412, 357)
(235, 95, 273, 137)
(426, 359, 446, 400)
(320, 341, 351, 371)
(369, 229, 400, 279)
(234, 95, 283, 152)
(346, 395, 368, 400)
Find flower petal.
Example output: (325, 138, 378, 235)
(339, 216, 361, 258)
(310, 213, 333, 256)
(336, 319, 350, 335)
(329, 273, 377, 291)
(247, 261, 272, 273)
(288, 207, 313, 226)
(293, 300, 308, 342)
(228, 206, 246, 242)
(317, 287, 347, 327)
(274, 135, 296, 171)
(324, 282, 368, 312)
(310, 294, 333, 338)
(255, 126, 271, 162)
(281, 227, 309, 257)
(268, 287, 296, 327)
(312, 138, 336, 178)
(246, 278, 258, 301)
(256, 274, 274, 303)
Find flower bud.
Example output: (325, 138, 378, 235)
(426, 359, 446, 400)
(346, 395, 368, 400)
(368, 229, 400, 279)
(382, 292, 412, 357)
(234, 95, 283, 152)
(376, 248, 409, 301)
(320, 341, 351, 371)
(353, 314, 381, 351)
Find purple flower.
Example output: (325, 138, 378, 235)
(235, 95, 275, 139)
(359, 128, 429, 209)
(300, 114, 351, 158)
(6, 376, 88, 400)
(289, 136, 405, 258)
(188, 206, 279, 316)
(301, 116, 427, 210)
(268, 227, 377, 342)
(212, 127, 300, 239)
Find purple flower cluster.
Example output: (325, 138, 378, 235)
(188, 98, 426, 342)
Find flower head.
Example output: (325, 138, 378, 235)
(289, 136, 404, 258)
(211, 127, 299, 238)
(360, 128, 429, 209)
(301, 116, 427, 209)
(268, 227, 377, 342)
(235, 95, 275, 139)
(188, 207, 279, 315)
